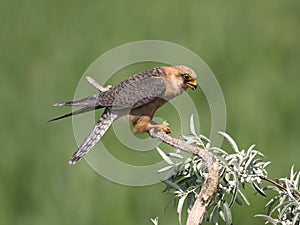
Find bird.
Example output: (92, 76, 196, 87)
(49, 65, 198, 165)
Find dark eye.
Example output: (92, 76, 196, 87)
(182, 74, 191, 80)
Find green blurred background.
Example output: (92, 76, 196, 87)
(1, 0, 299, 224)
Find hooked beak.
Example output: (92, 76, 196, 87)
(186, 79, 198, 90)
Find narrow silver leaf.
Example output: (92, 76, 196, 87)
(157, 165, 174, 173)
(218, 132, 239, 153)
(252, 182, 267, 197)
(292, 213, 299, 225)
(189, 115, 197, 136)
(150, 217, 159, 225)
(238, 189, 250, 205)
(254, 214, 279, 225)
(164, 166, 177, 180)
(285, 179, 296, 201)
(294, 171, 300, 190)
(168, 152, 184, 159)
(162, 180, 182, 191)
(223, 202, 232, 225)
(177, 194, 188, 225)
(156, 147, 174, 165)
(244, 151, 258, 170)
(210, 204, 219, 225)
(199, 134, 211, 143)
(290, 165, 295, 181)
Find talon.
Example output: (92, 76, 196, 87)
(164, 126, 171, 134)
(157, 125, 171, 134)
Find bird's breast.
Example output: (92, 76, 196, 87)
(162, 81, 184, 100)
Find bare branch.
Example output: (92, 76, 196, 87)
(149, 129, 219, 225)
(86, 76, 112, 92)
(259, 175, 300, 200)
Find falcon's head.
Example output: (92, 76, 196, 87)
(162, 65, 198, 93)
(176, 65, 198, 90)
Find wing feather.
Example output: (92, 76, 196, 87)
(97, 68, 166, 109)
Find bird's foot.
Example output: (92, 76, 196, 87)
(149, 124, 171, 134)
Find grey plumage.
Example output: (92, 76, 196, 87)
(51, 67, 165, 110)
(50, 65, 197, 164)
(108, 73, 166, 109)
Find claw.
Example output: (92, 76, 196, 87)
(148, 124, 171, 134)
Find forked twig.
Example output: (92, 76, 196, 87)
(86, 76, 112, 92)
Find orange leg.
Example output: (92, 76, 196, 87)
(147, 123, 171, 134)
(132, 116, 171, 134)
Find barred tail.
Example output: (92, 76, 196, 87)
(69, 109, 117, 165)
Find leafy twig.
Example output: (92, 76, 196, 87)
(149, 129, 219, 225)
(259, 175, 300, 200)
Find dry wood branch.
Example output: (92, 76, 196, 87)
(86, 76, 112, 92)
(149, 129, 219, 225)
(259, 175, 300, 200)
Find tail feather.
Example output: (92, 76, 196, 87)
(69, 108, 118, 165)
(54, 94, 99, 107)
(48, 106, 101, 122)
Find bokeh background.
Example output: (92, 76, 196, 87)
(1, 0, 299, 224)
